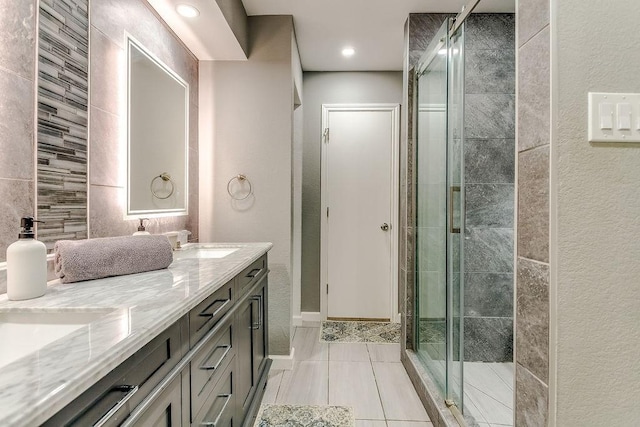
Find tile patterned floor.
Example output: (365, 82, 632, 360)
(263, 327, 433, 427)
(320, 321, 401, 344)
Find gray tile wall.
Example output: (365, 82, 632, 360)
(516, 0, 550, 424)
(0, 0, 37, 294)
(0, 0, 199, 293)
(88, 0, 199, 242)
(462, 14, 515, 363)
(402, 14, 515, 363)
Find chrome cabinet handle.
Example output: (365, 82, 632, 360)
(200, 393, 232, 427)
(93, 385, 139, 427)
(380, 223, 389, 231)
(200, 344, 232, 371)
(246, 268, 262, 279)
(199, 298, 231, 319)
(250, 295, 263, 330)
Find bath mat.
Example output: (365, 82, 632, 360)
(320, 320, 400, 343)
(254, 404, 354, 427)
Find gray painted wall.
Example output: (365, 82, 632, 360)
(199, 16, 298, 356)
(301, 71, 403, 312)
(554, 0, 640, 423)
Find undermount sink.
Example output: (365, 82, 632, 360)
(176, 246, 239, 259)
(0, 309, 114, 370)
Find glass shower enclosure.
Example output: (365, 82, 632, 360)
(414, 12, 516, 424)
(414, 17, 466, 411)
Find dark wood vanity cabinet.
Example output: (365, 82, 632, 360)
(237, 276, 268, 422)
(42, 254, 270, 427)
(42, 319, 188, 427)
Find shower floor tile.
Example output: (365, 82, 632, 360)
(463, 362, 514, 426)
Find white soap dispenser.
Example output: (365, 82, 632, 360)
(133, 218, 150, 236)
(6, 217, 47, 301)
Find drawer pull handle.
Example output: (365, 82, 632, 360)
(250, 295, 263, 330)
(199, 298, 231, 319)
(200, 345, 232, 371)
(246, 268, 262, 279)
(94, 385, 138, 427)
(200, 393, 232, 427)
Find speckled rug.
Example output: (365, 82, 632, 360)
(320, 320, 400, 344)
(254, 404, 354, 427)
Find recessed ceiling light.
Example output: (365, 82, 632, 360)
(341, 47, 355, 57)
(176, 4, 200, 18)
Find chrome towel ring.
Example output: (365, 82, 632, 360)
(227, 174, 252, 200)
(151, 173, 175, 199)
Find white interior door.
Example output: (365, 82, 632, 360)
(322, 104, 399, 320)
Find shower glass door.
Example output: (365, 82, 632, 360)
(415, 18, 465, 409)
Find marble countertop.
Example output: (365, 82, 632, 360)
(0, 242, 272, 426)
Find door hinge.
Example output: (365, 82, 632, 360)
(326, 207, 329, 218)
(326, 284, 329, 294)
(323, 127, 329, 142)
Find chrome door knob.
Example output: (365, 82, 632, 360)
(380, 223, 389, 231)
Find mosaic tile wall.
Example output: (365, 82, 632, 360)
(37, 0, 89, 251)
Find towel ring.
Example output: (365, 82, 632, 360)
(227, 174, 252, 200)
(151, 173, 175, 199)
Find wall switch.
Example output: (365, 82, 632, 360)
(599, 103, 613, 129)
(617, 103, 631, 130)
(588, 92, 640, 143)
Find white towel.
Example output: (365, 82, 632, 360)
(54, 235, 174, 283)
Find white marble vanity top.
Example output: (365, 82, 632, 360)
(0, 242, 272, 426)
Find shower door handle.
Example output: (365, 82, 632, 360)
(449, 186, 461, 234)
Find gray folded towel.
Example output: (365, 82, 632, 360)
(54, 235, 174, 283)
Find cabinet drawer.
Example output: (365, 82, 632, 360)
(127, 373, 182, 427)
(43, 317, 187, 427)
(190, 279, 234, 347)
(191, 317, 235, 418)
(193, 357, 236, 427)
(236, 255, 266, 297)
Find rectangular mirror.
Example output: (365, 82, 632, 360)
(127, 37, 188, 217)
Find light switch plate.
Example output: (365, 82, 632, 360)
(588, 92, 640, 143)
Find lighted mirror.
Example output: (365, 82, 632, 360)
(127, 37, 188, 217)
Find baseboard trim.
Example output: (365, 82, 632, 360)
(269, 347, 295, 370)
(292, 311, 323, 327)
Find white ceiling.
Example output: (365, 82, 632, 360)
(241, 0, 515, 71)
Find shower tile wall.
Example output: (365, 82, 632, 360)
(0, 0, 200, 295)
(515, 0, 551, 424)
(462, 14, 515, 362)
(400, 14, 515, 363)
